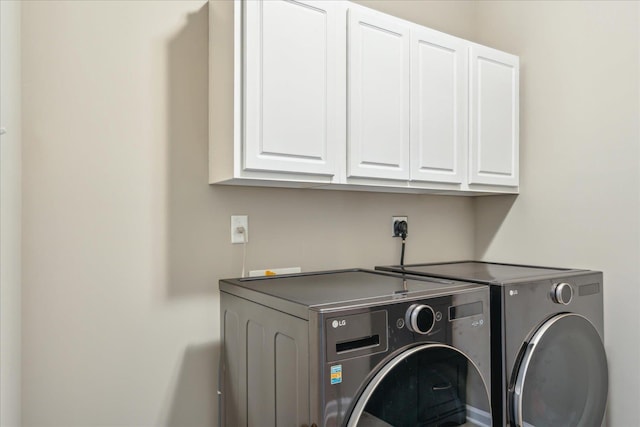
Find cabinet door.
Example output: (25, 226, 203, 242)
(469, 45, 519, 187)
(244, 0, 342, 176)
(410, 27, 467, 184)
(347, 7, 410, 181)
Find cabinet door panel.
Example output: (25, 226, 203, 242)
(244, 0, 341, 176)
(348, 8, 410, 181)
(469, 45, 519, 187)
(410, 27, 467, 184)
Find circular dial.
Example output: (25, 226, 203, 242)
(552, 282, 573, 305)
(405, 304, 436, 334)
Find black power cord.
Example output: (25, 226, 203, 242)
(393, 220, 408, 265)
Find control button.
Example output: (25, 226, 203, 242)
(552, 282, 573, 305)
(435, 311, 443, 321)
(396, 318, 405, 329)
(405, 304, 436, 335)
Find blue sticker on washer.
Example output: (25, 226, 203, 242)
(330, 365, 342, 385)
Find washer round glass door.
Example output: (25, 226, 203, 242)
(511, 313, 608, 427)
(347, 343, 491, 427)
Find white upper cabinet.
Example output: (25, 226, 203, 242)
(469, 44, 519, 187)
(410, 26, 468, 185)
(347, 7, 410, 181)
(243, 0, 343, 177)
(209, 0, 519, 194)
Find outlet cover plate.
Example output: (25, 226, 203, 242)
(231, 215, 248, 244)
(392, 216, 408, 237)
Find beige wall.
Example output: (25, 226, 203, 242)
(1, 1, 22, 426)
(22, 1, 638, 425)
(20, 1, 476, 425)
(353, 0, 477, 41)
(474, 2, 640, 426)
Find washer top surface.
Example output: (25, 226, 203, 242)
(377, 261, 590, 285)
(220, 269, 485, 317)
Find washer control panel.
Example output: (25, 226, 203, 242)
(324, 292, 488, 362)
(394, 298, 485, 338)
(325, 310, 388, 362)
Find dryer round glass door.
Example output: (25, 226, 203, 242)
(346, 343, 491, 427)
(510, 313, 608, 427)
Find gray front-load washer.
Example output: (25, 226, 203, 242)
(219, 269, 493, 426)
(376, 261, 609, 427)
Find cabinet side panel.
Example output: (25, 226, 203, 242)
(209, 0, 237, 183)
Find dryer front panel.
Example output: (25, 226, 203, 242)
(509, 313, 608, 427)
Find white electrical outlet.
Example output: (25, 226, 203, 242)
(231, 215, 248, 244)
(392, 216, 408, 237)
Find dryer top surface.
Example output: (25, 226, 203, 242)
(377, 261, 592, 285)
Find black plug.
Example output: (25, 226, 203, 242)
(393, 220, 408, 240)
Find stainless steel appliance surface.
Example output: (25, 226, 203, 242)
(219, 269, 493, 427)
(376, 261, 608, 427)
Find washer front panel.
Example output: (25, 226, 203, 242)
(347, 344, 492, 427)
(319, 287, 490, 427)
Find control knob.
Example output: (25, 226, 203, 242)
(551, 282, 573, 305)
(405, 304, 436, 334)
